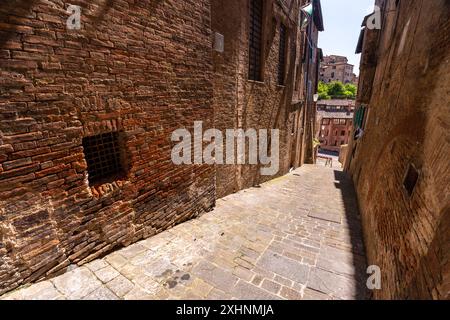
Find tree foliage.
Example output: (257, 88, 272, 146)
(318, 81, 357, 100)
(318, 81, 331, 100)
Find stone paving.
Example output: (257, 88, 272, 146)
(1, 165, 369, 300)
(316, 151, 342, 169)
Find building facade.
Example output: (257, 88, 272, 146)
(212, 0, 323, 197)
(316, 99, 355, 153)
(319, 54, 357, 84)
(0, 0, 323, 294)
(345, 0, 449, 299)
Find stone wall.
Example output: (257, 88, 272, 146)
(346, 0, 449, 299)
(0, 0, 216, 294)
(0, 0, 322, 294)
(211, 0, 317, 198)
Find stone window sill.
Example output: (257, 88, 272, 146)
(90, 178, 129, 198)
(247, 79, 265, 85)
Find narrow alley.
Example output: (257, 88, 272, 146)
(2, 165, 368, 300)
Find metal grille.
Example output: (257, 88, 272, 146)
(278, 24, 287, 85)
(249, 0, 263, 81)
(82, 132, 124, 186)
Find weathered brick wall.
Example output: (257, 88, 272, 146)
(303, 23, 320, 165)
(320, 56, 355, 84)
(211, 0, 241, 198)
(0, 0, 215, 294)
(0, 0, 322, 294)
(347, 0, 449, 299)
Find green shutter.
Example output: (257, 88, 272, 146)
(354, 106, 366, 128)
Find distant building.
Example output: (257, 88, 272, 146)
(316, 99, 355, 152)
(320, 55, 357, 84)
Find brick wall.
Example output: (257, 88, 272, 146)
(0, 0, 323, 294)
(0, 0, 215, 294)
(232, 0, 295, 191)
(346, 0, 449, 299)
(211, 0, 241, 198)
(211, 0, 314, 198)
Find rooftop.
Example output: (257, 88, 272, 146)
(317, 111, 354, 119)
(317, 99, 356, 106)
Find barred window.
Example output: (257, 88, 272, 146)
(249, 0, 263, 81)
(278, 24, 287, 85)
(82, 132, 125, 186)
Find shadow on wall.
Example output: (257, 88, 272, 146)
(333, 170, 371, 300)
(0, 0, 38, 48)
(90, 0, 116, 26)
(405, 207, 450, 299)
(88, 0, 165, 26)
(0, 0, 165, 50)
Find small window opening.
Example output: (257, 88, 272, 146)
(403, 163, 419, 197)
(82, 132, 125, 186)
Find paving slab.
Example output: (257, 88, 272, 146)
(1, 165, 368, 300)
(256, 251, 310, 284)
(51, 267, 103, 300)
(308, 209, 342, 224)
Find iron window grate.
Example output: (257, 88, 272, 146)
(249, 0, 263, 81)
(278, 24, 287, 85)
(82, 132, 124, 186)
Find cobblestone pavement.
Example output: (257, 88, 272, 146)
(317, 151, 342, 169)
(2, 165, 369, 300)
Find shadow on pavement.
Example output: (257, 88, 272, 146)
(333, 170, 371, 299)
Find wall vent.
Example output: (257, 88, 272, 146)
(82, 132, 125, 186)
(403, 163, 419, 197)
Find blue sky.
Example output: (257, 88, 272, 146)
(318, 0, 375, 75)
